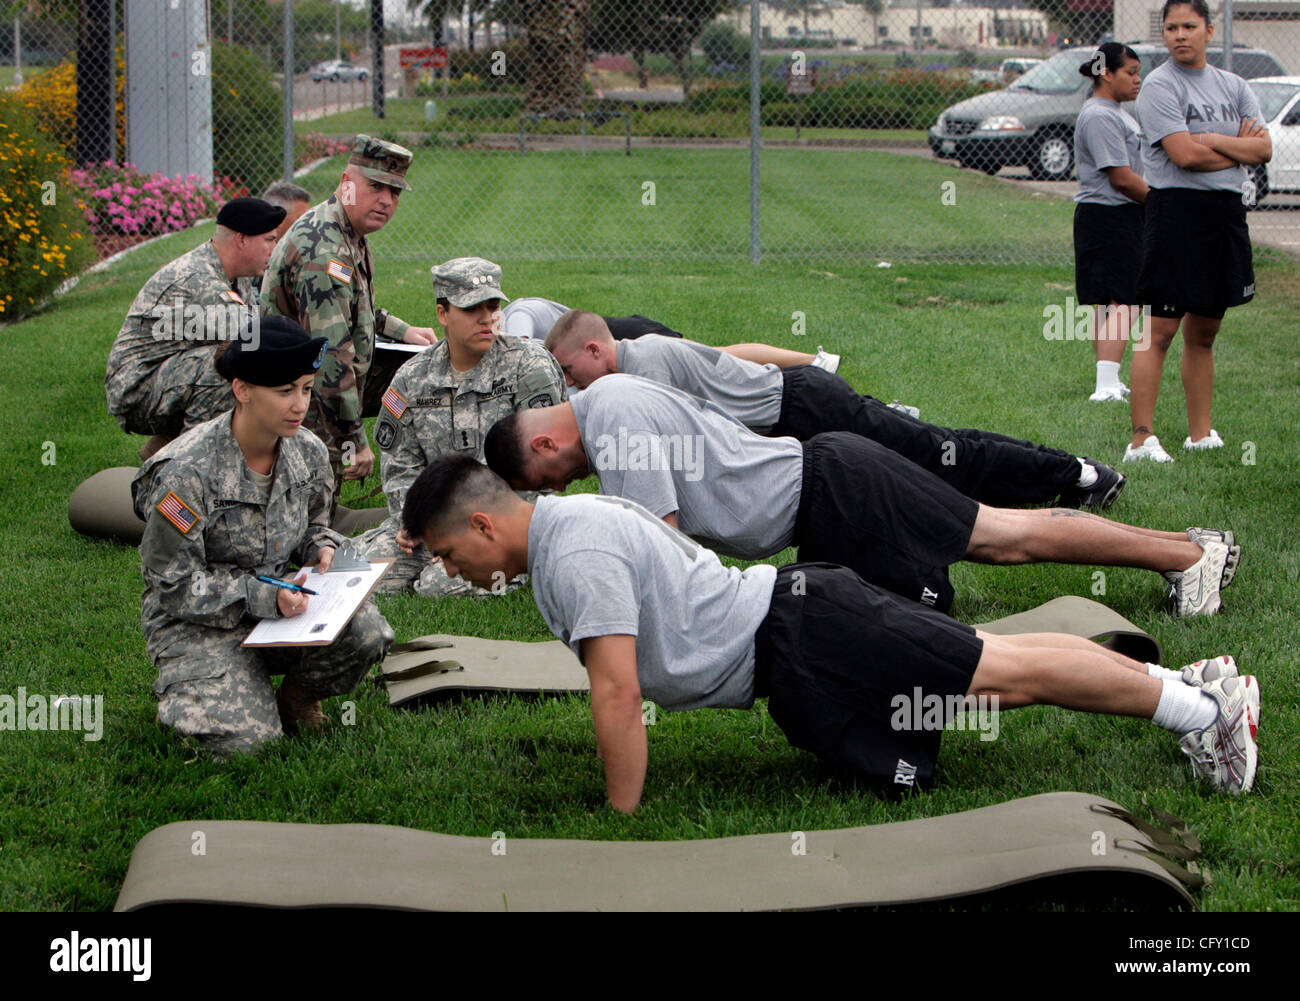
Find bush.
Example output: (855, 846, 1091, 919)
(0, 97, 95, 320)
(14, 48, 127, 155)
(64, 161, 244, 238)
(446, 96, 526, 121)
(212, 43, 283, 195)
(955, 49, 977, 68)
(700, 23, 750, 72)
(443, 40, 528, 90)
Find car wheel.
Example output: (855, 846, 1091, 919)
(1246, 164, 1268, 209)
(358, 71, 368, 81)
(1029, 131, 1074, 181)
(329, 73, 339, 82)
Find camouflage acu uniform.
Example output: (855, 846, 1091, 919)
(357, 334, 566, 595)
(105, 241, 254, 436)
(260, 139, 415, 495)
(131, 412, 394, 755)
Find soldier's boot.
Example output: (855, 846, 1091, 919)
(275, 675, 331, 735)
(139, 434, 176, 462)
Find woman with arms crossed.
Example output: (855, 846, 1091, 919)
(1126, 0, 1270, 463)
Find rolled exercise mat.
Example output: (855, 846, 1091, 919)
(68, 466, 146, 546)
(114, 792, 1201, 912)
(379, 596, 1161, 709)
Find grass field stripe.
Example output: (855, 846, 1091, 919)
(156, 492, 199, 534)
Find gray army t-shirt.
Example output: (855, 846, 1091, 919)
(1137, 59, 1262, 193)
(616, 335, 784, 433)
(1075, 97, 1143, 206)
(501, 297, 569, 339)
(570, 373, 804, 559)
(528, 493, 777, 711)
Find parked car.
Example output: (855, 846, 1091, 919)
(310, 60, 368, 83)
(1247, 76, 1300, 204)
(929, 44, 1286, 181)
(972, 57, 1043, 85)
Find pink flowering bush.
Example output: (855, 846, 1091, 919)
(64, 161, 246, 237)
(298, 132, 351, 165)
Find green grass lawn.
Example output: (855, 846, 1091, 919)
(296, 145, 1081, 265)
(1, 154, 1298, 911)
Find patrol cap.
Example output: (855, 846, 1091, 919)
(430, 257, 510, 309)
(216, 197, 286, 236)
(218, 316, 328, 387)
(348, 134, 414, 192)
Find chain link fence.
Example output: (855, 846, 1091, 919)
(5, 0, 1299, 268)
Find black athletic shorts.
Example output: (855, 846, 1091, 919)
(601, 315, 683, 340)
(793, 432, 980, 614)
(1139, 187, 1254, 320)
(1074, 201, 1144, 307)
(754, 563, 983, 793)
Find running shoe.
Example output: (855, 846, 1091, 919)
(1123, 435, 1175, 464)
(1058, 459, 1125, 509)
(1178, 675, 1259, 794)
(1089, 383, 1129, 402)
(886, 401, 920, 419)
(1180, 655, 1239, 687)
(1164, 539, 1229, 617)
(1187, 527, 1240, 588)
(811, 347, 840, 374)
(1184, 429, 1225, 451)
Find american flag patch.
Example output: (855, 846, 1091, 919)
(223, 290, 246, 305)
(381, 387, 407, 420)
(156, 491, 199, 534)
(327, 259, 353, 284)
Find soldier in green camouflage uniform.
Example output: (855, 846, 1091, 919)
(260, 135, 438, 506)
(131, 317, 394, 756)
(105, 198, 283, 450)
(357, 258, 566, 596)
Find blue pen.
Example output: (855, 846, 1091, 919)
(257, 575, 318, 596)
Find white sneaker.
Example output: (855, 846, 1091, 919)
(1187, 527, 1240, 588)
(886, 401, 921, 420)
(1177, 675, 1259, 794)
(1089, 383, 1129, 402)
(1122, 435, 1175, 464)
(811, 347, 840, 374)
(1163, 539, 1230, 617)
(1180, 655, 1239, 687)
(1184, 429, 1224, 451)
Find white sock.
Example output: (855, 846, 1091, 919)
(1151, 679, 1218, 733)
(1147, 663, 1184, 683)
(1076, 458, 1098, 488)
(1095, 360, 1121, 392)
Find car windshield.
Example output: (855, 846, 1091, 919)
(1250, 81, 1300, 121)
(1009, 51, 1089, 94)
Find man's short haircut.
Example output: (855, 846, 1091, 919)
(402, 454, 516, 541)
(261, 180, 312, 209)
(545, 309, 610, 356)
(483, 412, 531, 487)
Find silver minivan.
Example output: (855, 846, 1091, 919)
(928, 44, 1285, 180)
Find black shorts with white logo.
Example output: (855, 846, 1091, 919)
(601, 315, 684, 340)
(754, 563, 983, 793)
(793, 432, 979, 614)
(1074, 200, 1144, 307)
(1140, 187, 1254, 320)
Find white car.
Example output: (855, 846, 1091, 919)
(310, 60, 369, 83)
(1248, 76, 1300, 203)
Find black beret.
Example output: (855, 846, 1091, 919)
(216, 196, 287, 235)
(218, 315, 328, 386)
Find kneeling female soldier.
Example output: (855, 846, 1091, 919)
(132, 315, 394, 755)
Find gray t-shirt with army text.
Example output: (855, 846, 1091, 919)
(1137, 58, 1262, 193)
(569, 373, 803, 559)
(528, 493, 778, 711)
(616, 335, 784, 433)
(1075, 97, 1143, 205)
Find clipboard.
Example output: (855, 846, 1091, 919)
(242, 558, 393, 648)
